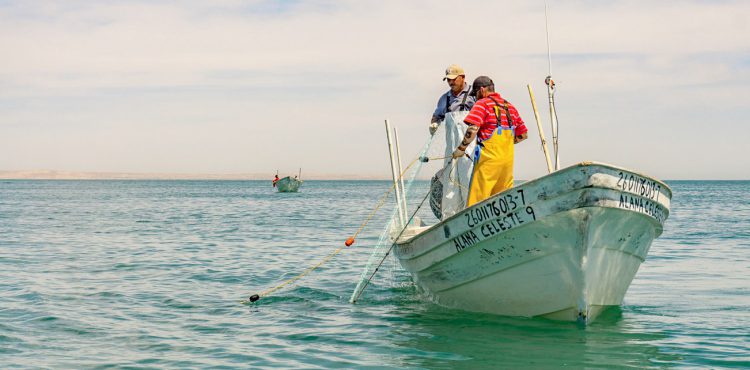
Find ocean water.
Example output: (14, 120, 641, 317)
(0, 179, 748, 369)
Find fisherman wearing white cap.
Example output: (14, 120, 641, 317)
(429, 64, 475, 135)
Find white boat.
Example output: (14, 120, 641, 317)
(275, 176, 303, 193)
(391, 161, 671, 322)
(351, 28, 671, 322)
(350, 117, 672, 323)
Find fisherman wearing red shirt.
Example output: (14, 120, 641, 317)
(452, 76, 528, 206)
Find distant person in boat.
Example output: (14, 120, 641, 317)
(273, 175, 279, 187)
(429, 64, 476, 135)
(452, 76, 528, 206)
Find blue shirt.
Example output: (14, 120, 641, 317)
(431, 82, 475, 122)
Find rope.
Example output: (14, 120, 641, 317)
(243, 154, 447, 304)
(240, 245, 345, 304)
(348, 156, 422, 241)
(446, 158, 471, 192)
(347, 155, 448, 241)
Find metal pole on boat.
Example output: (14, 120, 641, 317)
(546, 78, 559, 170)
(393, 127, 409, 223)
(298, 168, 302, 179)
(527, 84, 554, 173)
(384, 119, 405, 227)
(545, 2, 560, 170)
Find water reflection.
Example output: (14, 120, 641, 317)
(382, 292, 680, 369)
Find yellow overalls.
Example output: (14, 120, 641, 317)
(467, 100, 515, 207)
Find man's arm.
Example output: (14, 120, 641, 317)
(429, 92, 449, 134)
(508, 103, 528, 144)
(452, 125, 478, 158)
(429, 117, 440, 135)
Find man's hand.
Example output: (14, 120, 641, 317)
(452, 148, 465, 159)
(514, 133, 528, 144)
(429, 122, 439, 135)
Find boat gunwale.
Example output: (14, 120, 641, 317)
(396, 161, 670, 247)
(396, 194, 663, 264)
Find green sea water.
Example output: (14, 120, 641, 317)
(0, 180, 748, 368)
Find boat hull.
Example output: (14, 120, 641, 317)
(276, 176, 303, 192)
(393, 162, 671, 322)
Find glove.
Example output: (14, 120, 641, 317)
(429, 122, 439, 135)
(452, 148, 465, 159)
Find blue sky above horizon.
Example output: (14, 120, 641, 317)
(1, 0, 748, 180)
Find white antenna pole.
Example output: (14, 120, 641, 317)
(545, 2, 560, 170)
(393, 127, 408, 223)
(545, 2, 553, 77)
(384, 119, 405, 227)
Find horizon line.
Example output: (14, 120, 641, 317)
(0, 170, 746, 182)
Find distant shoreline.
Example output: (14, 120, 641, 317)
(0, 170, 392, 181)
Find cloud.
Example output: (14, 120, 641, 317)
(0, 0, 748, 178)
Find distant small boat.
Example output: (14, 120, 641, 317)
(275, 176, 303, 193)
(276, 168, 303, 193)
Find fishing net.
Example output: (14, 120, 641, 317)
(350, 113, 474, 303)
(429, 111, 475, 220)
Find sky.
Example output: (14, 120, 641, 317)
(1, 0, 748, 180)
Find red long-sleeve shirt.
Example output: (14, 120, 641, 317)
(464, 92, 527, 142)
